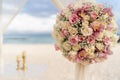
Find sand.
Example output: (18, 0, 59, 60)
(0, 43, 120, 80)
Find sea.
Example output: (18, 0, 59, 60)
(3, 32, 120, 44)
(3, 33, 55, 44)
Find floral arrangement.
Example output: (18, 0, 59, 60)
(53, 2, 118, 65)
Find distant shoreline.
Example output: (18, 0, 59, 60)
(2, 32, 120, 44)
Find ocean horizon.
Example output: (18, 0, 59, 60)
(3, 33, 55, 44)
(3, 32, 120, 44)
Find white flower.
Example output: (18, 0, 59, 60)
(82, 21, 89, 27)
(72, 44, 81, 51)
(63, 8, 72, 18)
(81, 27, 93, 36)
(65, 12, 72, 18)
(68, 27, 78, 35)
(63, 41, 72, 51)
(54, 24, 60, 31)
(110, 34, 119, 46)
(59, 21, 67, 29)
(103, 30, 112, 38)
(96, 43, 104, 51)
(86, 46, 95, 53)
(96, 32, 104, 41)
(69, 51, 77, 56)
(85, 46, 95, 58)
(83, 15, 90, 21)
(53, 30, 64, 41)
(59, 21, 70, 29)
(111, 18, 118, 33)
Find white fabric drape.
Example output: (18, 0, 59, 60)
(51, 0, 96, 10)
(0, 0, 27, 73)
(51, 0, 65, 10)
(0, 0, 27, 32)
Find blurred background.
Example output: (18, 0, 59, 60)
(3, 0, 120, 44)
(3, 0, 58, 44)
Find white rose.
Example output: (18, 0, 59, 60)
(59, 21, 67, 29)
(82, 21, 89, 27)
(86, 46, 95, 53)
(69, 51, 77, 56)
(68, 27, 78, 35)
(53, 30, 64, 41)
(72, 44, 81, 51)
(111, 18, 118, 33)
(65, 21, 71, 29)
(83, 15, 90, 21)
(98, 33, 104, 38)
(110, 34, 119, 46)
(59, 21, 71, 29)
(65, 12, 72, 18)
(96, 32, 104, 41)
(63, 9, 72, 18)
(96, 43, 104, 51)
(81, 27, 93, 36)
(54, 24, 60, 31)
(103, 30, 112, 38)
(63, 41, 72, 51)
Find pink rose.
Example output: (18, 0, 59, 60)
(103, 8, 113, 17)
(90, 11, 98, 20)
(69, 36, 79, 45)
(69, 14, 78, 24)
(93, 31, 100, 37)
(77, 49, 87, 59)
(99, 52, 107, 59)
(73, 8, 87, 19)
(88, 36, 95, 44)
(99, 24, 104, 32)
(106, 24, 114, 31)
(61, 29, 69, 37)
(78, 36, 86, 42)
(54, 44, 60, 51)
(104, 37, 110, 45)
(103, 46, 113, 55)
(91, 23, 104, 32)
(73, 8, 81, 14)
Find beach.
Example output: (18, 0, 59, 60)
(1, 43, 120, 80)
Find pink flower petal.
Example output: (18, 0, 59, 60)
(54, 44, 60, 51)
(69, 14, 78, 24)
(69, 36, 79, 45)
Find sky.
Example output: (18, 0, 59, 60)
(3, 0, 120, 34)
(6, 0, 58, 33)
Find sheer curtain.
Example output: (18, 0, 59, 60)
(51, 0, 95, 10)
(0, 0, 27, 73)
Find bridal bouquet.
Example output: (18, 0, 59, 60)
(53, 2, 118, 65)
